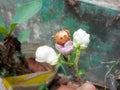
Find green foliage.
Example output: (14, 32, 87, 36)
(0, 26, 8, 36)
(0, 0, 42, 38)
(77, 69, 86, 76)
(12, 0, 42, 24)
(0, 68, 8, 77)
(9, 23, 17, 35)
(8, 0, 42, 36)
(0, 16, 8, 36)
(38, 83, 49, 90)
(18, 29, 31, 43)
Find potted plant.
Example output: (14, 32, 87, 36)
(0, 0, 56, 90)
(34, 28, 97, 90)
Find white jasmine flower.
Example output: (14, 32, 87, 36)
(47, 53, 58, 65)
(35, 45, 58, 65)
(73, 28, 90, 49)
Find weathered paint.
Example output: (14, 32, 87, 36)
(0, 0, 120, 87)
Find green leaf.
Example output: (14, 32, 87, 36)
(12, 0, 42, 24)
(38, 83, 48, 90)
(0, 16, 5, 27)
(18, 29, 31, 43)
(77, 69, 86, 76)
(0, 68, 7, 77)
(8, 23, 17, 35)
(0, 26, 8, 36)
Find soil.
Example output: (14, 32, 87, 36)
(49, 73, 120, 90)
(49, 74, 82, 90)
(0, 35, 51, 77)
(48, 73, 107, 90)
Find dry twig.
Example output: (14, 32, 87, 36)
(104, 58, 120, 90)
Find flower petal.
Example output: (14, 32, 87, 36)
(55, 41, 74, 55)
(35, 45, 58, 65)
(47, 53, 58, 65)
(73, 28, 90, 49)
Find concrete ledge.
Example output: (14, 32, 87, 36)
(79, 0, 120, 11)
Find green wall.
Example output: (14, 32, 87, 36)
(0, 0, 120, 86)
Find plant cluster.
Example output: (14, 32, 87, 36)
(0, 0, 42, 77)
(35, 28, 90, 78)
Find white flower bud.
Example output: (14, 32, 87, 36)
(73, 28, 90, 49)
(47, 53, 58, 65)
(35, 45, 58, 65)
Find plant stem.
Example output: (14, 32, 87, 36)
(55, 62, 67, 76)
(104, 58, 120, 90)
(61, 60, 73, 66)
(60, 64, 67, 76)
(67, 54, 71, 62)
(74, 49, 81, 77)
(57, 54, 68, 76)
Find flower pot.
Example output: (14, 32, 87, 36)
(0, 43, 57, 90)
(3, 70, 56, 90)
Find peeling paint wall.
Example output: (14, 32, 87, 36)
(0, 0, 120, 87)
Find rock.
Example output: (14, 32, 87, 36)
(57, 85, 76, 90)
(77, 82, 96, 90)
